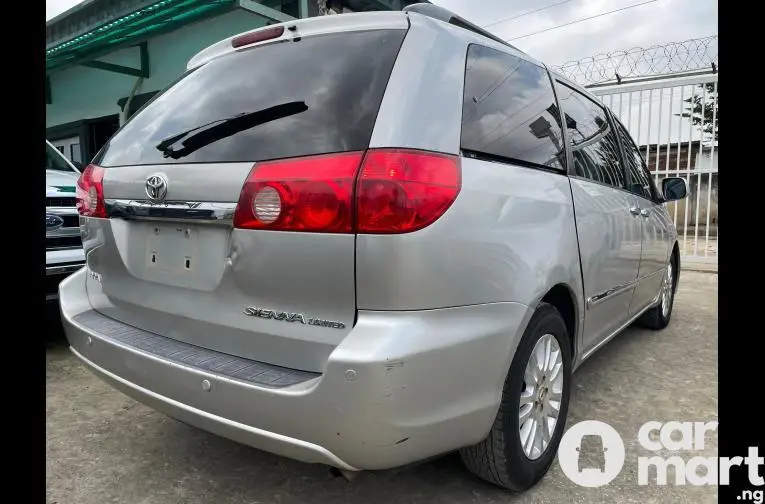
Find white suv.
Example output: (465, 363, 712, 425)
(46, 140, 85, 301)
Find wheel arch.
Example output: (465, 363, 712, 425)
(540, 283, 579, 358)
(671, 241, 681, 293)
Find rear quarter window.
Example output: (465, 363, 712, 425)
(460, 44, 566, 172)
(95, 29, 407, 167)
(613, 118, 657, 201)
(556, 82, 626, 189)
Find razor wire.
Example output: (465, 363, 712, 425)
(554, 35, 718, 86)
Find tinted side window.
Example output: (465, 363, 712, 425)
(95, 29, 407, 167)
(461, 45, 565, 171)
(556, 82, 625, 189)
(614, 119, 655, 201)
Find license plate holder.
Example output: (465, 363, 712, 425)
(145, 224, 199, 275)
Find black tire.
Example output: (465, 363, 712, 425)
(459, 303, 572, 492)
(637, 253, 677, 330)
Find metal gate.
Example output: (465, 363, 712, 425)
(589, 72, 718, 267)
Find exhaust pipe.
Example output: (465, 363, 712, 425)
(329, 467, 360, 482)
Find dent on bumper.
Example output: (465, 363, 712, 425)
(59, 268, 531, 470)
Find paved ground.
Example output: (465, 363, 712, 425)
(46, 271, 718, 504)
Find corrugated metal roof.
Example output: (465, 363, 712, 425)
(47, 0, 163, 49)
(46, 0, 237, 73)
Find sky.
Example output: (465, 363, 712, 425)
(46, 0, 80, 21)
(46, 0, 717, 64)
(433, 0, 717, 64)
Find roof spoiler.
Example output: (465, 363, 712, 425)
(403, 3, 524, 54)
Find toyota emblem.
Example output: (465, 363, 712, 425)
(145, 173, 168, 203)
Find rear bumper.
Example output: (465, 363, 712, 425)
(71, 346, 356, 468)
(60, 268, 531, 470)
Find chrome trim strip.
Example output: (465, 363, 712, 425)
(586, 280, 636, 309)
(105, 199, 238, 225)
(46, 207, 79, 216)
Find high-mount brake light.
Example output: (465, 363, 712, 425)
(233, 149, 461, 234)
(76, 164, 107, 218)
(232, 26, 285, 48)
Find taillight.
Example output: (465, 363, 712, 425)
(356, 149, 461, 234)
(76, 164, 107, 218)
(234, 152, 363, 233)
(233, 149, 461, 234)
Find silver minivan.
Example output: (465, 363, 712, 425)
(60, 4, 687, 491)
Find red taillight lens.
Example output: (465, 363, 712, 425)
(356, 149, 461, 234)
(76, 164, 107, 218)
(233, 149, 460, 234)
(234, 152, 363, 233)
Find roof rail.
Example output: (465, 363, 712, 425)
(402, 3, 523, 53)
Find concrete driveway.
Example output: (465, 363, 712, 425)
(46, 271, 717, 504)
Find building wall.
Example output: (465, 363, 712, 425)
(643, 143, 698, 174)
(46, 9, 268, 128)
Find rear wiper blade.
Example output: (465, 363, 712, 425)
(155, 101, 308, 159)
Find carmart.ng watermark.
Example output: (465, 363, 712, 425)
(558, 419, 763, 501)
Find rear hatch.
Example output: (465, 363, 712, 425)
(81, 23, 409, 373)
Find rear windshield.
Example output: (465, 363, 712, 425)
(95, 29, 407, 167)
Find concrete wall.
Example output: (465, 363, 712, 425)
(46, 9, 268, 128)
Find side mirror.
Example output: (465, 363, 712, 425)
(662, 177, 687, 202)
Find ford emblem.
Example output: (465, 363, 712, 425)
(46, 213, 65, 231)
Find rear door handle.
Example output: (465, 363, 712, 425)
(640, 208, 650, 218)
(629, 206, 641, 216)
